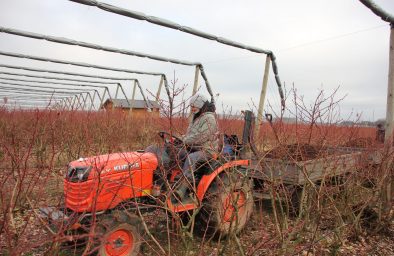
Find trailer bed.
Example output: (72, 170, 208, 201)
(248, 146, 363, 185)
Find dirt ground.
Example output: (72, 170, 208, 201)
(7, 198, 392, 256)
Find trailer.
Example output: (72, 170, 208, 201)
(249, 145, 363, 185)
(245, 138, 383, 215)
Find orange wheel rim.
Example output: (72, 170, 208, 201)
(223, 191, 246, 223)
(105, 229, 134, 256)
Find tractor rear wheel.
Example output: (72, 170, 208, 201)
(95, 211, 143, 256)
(197, 171, 254, 237)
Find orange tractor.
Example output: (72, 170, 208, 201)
(41, 109, 258, 256)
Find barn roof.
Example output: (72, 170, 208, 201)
(102, 99, 160, 109)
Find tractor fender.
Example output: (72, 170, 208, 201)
(196, 159, 249, 200)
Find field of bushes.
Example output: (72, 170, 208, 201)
(0, 101, 393, 255)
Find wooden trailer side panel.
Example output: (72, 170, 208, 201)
(249, 150, 362, 185)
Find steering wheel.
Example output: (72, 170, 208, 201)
(158, 131, 183, 145)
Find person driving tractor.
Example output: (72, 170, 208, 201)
(177, 93, 219, 199)
(146, 93, 219, 200)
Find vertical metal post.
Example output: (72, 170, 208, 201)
(82, 93, 87, 110)
(385, 24, 394, 143)
(117, 83, 131, 108)
(82, 93, 89, 110)
(58, 98, 63, 110)
(255, 55, 271, 135)
(384, 23, 394, 215)
(61, 98, 66, 110)
(71, 95, 78, 110)
(53, 98, 60, 110)
(106, 87, 113, 99)
(115, 83, 120, 99)
(112, 85, 119, 110)
(59, 98, 65, 110)
(63, 98, 69, 110)
(77, 94, 82, 110)
(135, 80, 151, 111)
(65, 97, 72, 110)
(162, 76, 173, 117)
(100, 88, 107, 110)
(187, 65, 201, 122)
(67, 97, 73, 110)
(199, 65, 214, 103)
(192, 65, 200, 96)
(129, 80, 137, 115)
(75, 93, 82, 110)
(78, 93, 84, 110)
(86, 93, 91, 110)
(156, 75, 164, 100)
(86, 92, 94, 111)
(90, 90, 97, 110)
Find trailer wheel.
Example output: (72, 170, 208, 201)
(197, 171, 254, 237)
(96, 211, 143, 256)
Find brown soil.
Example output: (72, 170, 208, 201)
(265, 144, 325, 161)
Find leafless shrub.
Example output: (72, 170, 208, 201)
(0, 84, 392, 256)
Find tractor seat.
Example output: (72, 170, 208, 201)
(185, 134, 243, 180)
(220, 134, 243, 160)
(195, 133, 242, 173)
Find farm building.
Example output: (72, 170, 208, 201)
(101, 99, 160, 117)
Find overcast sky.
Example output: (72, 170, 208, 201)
(0, 0, 393, 121)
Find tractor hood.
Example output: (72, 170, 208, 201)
(67, 151, 158, 180)
(65, 151, 158, 212)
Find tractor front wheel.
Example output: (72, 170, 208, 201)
(96, 211, 143, 256)
(198, 171, 254, 237)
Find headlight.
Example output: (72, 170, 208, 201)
(66, 166, 92, 182)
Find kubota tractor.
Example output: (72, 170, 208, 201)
(40, 110, 257, 256)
